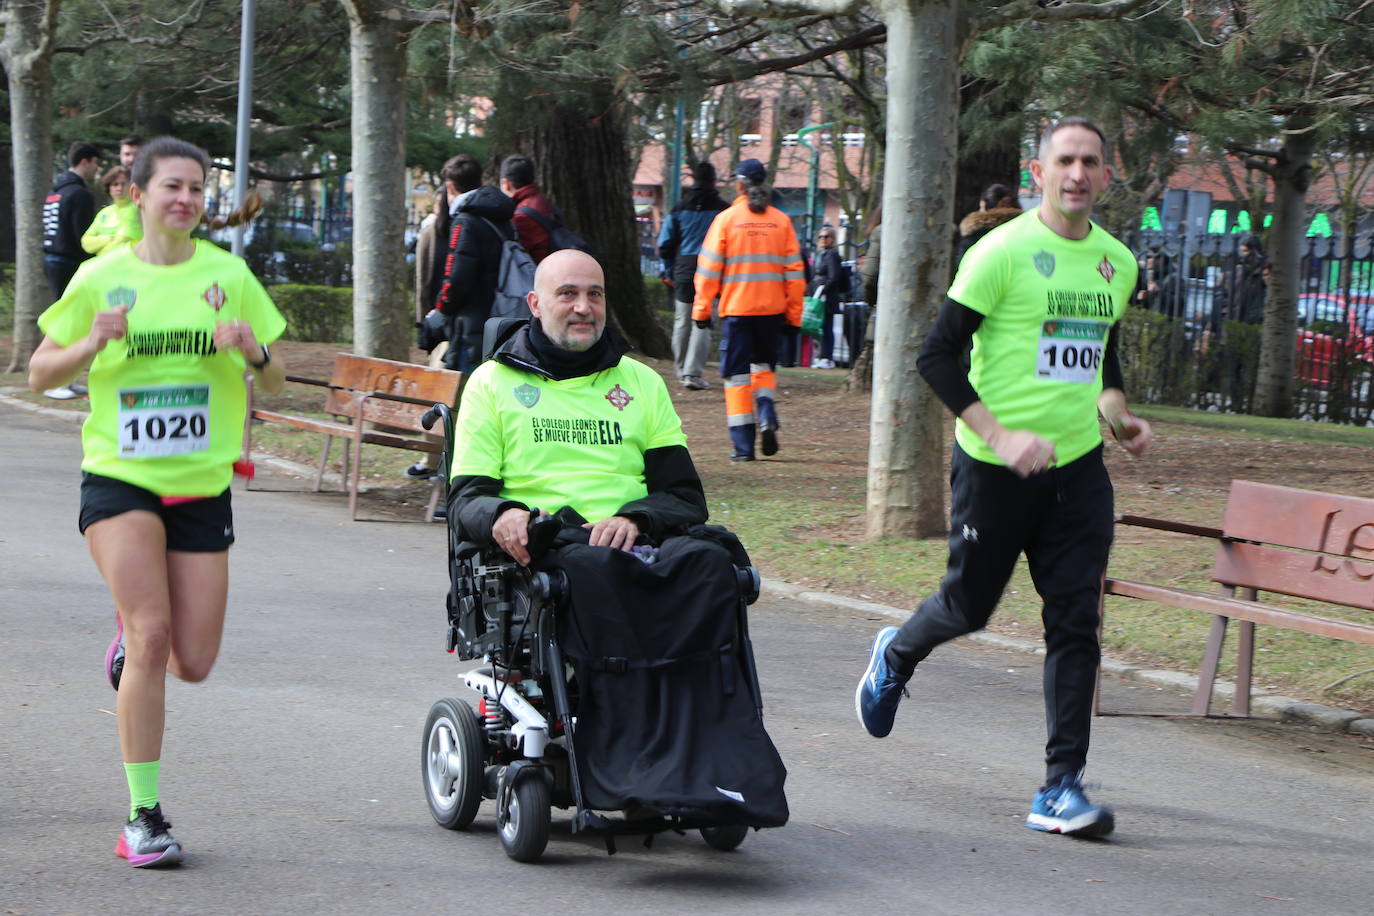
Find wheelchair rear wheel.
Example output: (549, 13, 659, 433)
(700, 823, 749, 851)
(422, 697, 485, 830)
(499, 771, 551, 862)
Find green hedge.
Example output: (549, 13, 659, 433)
(268, 284, 352, 343)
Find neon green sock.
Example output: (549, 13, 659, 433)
(124, 760, 160, 821)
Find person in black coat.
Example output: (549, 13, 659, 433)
(1229, 235, 1268, 325)
(43, 141, 102, 299)
(810, 226, 846, 368)
(432, 155, 517, 374)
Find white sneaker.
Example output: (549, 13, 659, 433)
(813, 359, 835, 370)
(44, 386, 79, 399)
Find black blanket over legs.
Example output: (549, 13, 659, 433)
(548, 529, 789, 827)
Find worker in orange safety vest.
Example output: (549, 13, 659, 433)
(692, 159, 805, 461)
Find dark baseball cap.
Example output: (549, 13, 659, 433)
(733, 158, 766, 183)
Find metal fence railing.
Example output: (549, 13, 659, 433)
(1120, 232, 1374, 425)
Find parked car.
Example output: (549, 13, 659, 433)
(1295, 293, 1374, 387)
(208, 219, 319, 250)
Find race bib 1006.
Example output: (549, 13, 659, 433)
(117, 385, 211, 458)
(1036, 319, 1108, 383)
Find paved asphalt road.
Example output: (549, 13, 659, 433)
(4, 403, 1373, 915)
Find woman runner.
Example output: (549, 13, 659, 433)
(29, 137, 286, 867)
(81, 165, 142, 257)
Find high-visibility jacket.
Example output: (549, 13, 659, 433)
(692, 196, 805, 326)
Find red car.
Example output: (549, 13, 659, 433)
(1295, 293, 1374, 387)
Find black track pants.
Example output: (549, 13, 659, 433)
(887, 443, 1114, 782)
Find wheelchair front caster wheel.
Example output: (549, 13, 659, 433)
(499, 773, 551, 862)
(700, 823, 749, 851)
(422, 697, 485, 830)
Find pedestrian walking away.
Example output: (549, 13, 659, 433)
(658, 161, 728, 390)
(855, 117, 1153, 839)
(28, 136, 287, 868)
(692, 159, 804, 461)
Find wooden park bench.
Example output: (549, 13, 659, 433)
(1096, 480, 1374, 717)
(244, 354, 461, 522)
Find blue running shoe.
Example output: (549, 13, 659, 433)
(855, 626, 909, 738)
(1027, 775, 1115, 837)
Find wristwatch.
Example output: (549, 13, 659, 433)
(248, 345, 271, 370)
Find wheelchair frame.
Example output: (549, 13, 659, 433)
(419, 402, 765, 862)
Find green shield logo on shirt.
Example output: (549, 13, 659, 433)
(513, 383, 541, 408)
(106, 286, 137, 311)
(1032, 251, 1055, 278)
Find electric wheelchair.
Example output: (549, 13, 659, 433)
(418, 401, 785, 863)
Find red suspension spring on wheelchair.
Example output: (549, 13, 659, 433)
(478, 696, 505, 733)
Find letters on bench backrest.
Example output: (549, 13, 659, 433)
(1213, 480, 1374, 611)
(322, 355, 461, 432)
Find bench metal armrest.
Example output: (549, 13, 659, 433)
(1115, 514, 1224, 539)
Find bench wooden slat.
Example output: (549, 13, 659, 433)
(244, 353, 460, 522)
(1223, 480, 1374, 554)
(250, 410, 356, 437)
(1104, 577, 1374, 644)
(1212, 541, 1374, 611)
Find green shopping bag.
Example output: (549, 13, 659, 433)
(801, 285, 826, 338)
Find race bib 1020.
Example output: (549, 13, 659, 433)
(117, 385, 211, 458)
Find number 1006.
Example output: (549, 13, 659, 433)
(1041, 344, 1101, 370)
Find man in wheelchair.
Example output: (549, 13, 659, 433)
(437, 249, 787, 858)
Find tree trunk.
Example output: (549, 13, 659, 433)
(1, 0, 57, 374)
(522, 96, 671, 358)
(1253, 116, 1316, 418)
(865, 0, 958, 540)
(0, 67, 16, 263)
(340, 1, 411, 360)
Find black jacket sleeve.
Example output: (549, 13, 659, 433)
(915, 297, 984, 417)
(1101, 324, 1124, 394)
(69, 188, 95, 246)
(448, 474, 528, 544)
(436, 215, 484, 315)
(615, 444, 708, 542)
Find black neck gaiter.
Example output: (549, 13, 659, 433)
(526, 318, 614, 381)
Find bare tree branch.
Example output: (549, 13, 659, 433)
(707, 0, 865, 18)
(974, 0, 1155, 34)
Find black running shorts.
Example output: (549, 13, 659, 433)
(78, 473, 235, 552)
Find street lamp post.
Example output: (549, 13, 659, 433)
(796, 122, 836, 243)
(231, 0, 256, 257)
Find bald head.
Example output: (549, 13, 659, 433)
(528, 249, 607, 351)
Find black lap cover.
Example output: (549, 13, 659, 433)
(549, 533, 788, 827)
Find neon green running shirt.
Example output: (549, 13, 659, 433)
(80, 200, 143, 256)
(948, 210, 1138, 466)
(39, 240, 285, 497)
(451, 355, 687, 522)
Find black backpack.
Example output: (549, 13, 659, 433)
(477, 217, 538, 319)
(516, 204, 595, 257)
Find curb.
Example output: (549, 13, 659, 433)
(7, 392, 1369, 736)
(761, 580, 1374, 738)
(0, 387, 88, 421)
